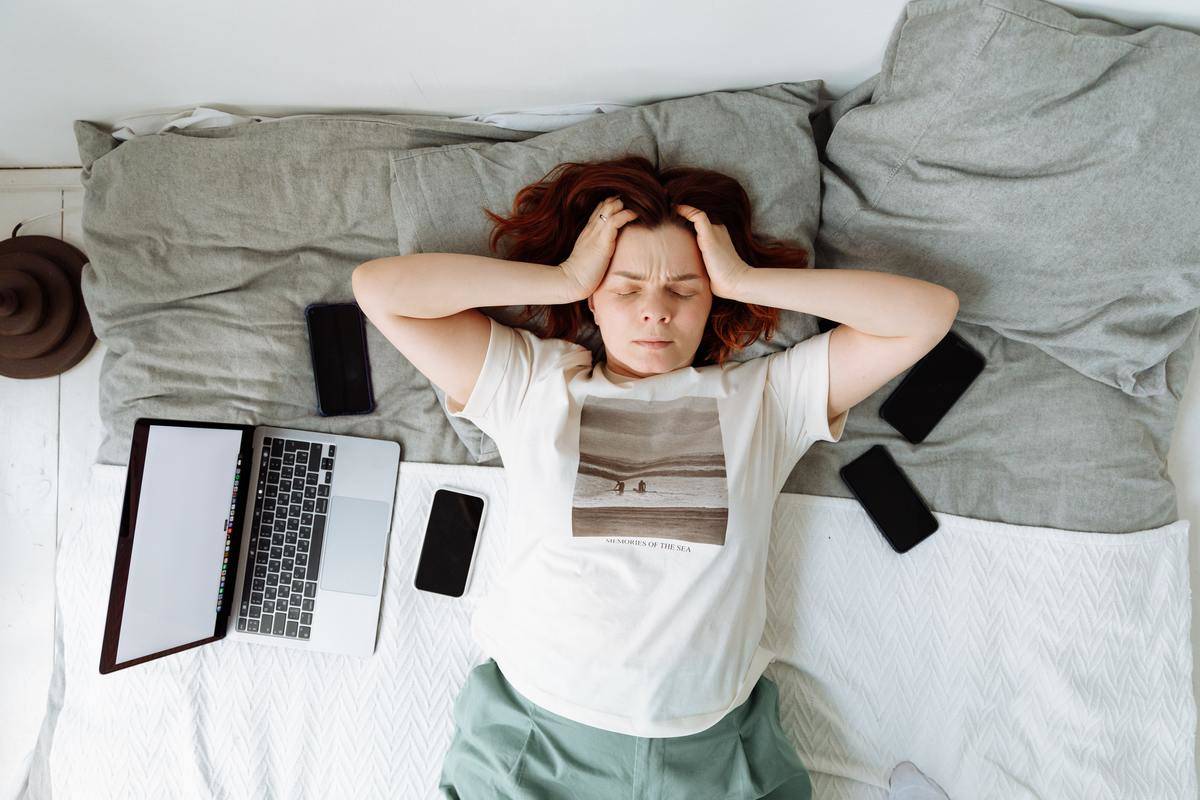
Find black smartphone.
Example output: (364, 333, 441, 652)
(305, 302, 375, 416)
(879, 329, 985, 444)
(413, 488, 488, 598)
(839, 444, 939, 554)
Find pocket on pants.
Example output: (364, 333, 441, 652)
(441, 660, 537, 796)
(734, 678, 812, 799)
(450, 660, 489, 721)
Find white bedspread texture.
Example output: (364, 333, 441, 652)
(25, 460, 1195, 800)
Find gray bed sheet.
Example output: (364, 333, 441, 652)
(74, 106, 1193, 536)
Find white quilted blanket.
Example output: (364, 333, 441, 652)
(26, 460, 1196, 799)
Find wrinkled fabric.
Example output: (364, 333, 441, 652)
(439, 658, 813, 800)
(817, 0, 1200, 398)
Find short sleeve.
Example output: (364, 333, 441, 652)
(764, 329, 849, 464)
(445, 316, 585, 447)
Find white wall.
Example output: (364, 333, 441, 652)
(2, 0, 1199, 168)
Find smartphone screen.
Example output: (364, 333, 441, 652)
(839, 445, 939, 554)
(414, 489, 486, 598)
(305, 303, 375, 416)
(879, 330, 984, 444)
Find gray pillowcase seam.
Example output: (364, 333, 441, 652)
(388, 156, 425, 255)
(830, 7, 1005, 239)
(391, 142, 484, 165)
(985, 1, 1189, 51)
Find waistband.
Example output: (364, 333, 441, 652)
(485, 657, 777, 743)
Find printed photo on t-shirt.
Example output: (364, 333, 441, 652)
(570, 395, 729, 547)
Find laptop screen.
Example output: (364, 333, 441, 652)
(113, 423, 247, 665)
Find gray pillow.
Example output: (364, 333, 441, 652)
(71, 113, 544, 468)
(388, 81, 829, 463)
(816, 0, 1200, 398)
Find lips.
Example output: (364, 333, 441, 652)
(636, 340, 671, 348)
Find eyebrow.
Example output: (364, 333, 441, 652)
(611, 270, 702, 282)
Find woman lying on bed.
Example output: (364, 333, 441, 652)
(352, 155, 959, 800)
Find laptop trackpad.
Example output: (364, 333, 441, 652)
(319, 496, 391, 596)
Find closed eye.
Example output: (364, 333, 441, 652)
(617, 290, 694, 297)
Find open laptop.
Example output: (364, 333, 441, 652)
(100, 417, 401, 673)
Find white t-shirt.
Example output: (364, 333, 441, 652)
(446, 316, 849, 737)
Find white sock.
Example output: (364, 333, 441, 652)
(886, 761, 951, 800)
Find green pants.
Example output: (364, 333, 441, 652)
(438, 658, 813, 800)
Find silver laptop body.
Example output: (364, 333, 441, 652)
(226, 425, 400, 658)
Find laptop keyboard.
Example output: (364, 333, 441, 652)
(237, 437, 337, 641)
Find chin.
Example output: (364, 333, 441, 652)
(636, 351, 686, 370)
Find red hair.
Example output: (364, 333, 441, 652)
(482, 154, 812, 367)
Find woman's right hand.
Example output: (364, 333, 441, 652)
(560, 195, 638, 301)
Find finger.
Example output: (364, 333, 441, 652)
(677, 211, 708, 234)
(596, 201, 633, 229)
(611, 208, 638, 228)
(592, 197, 617, 219)
(594, 196, 623, 219)
(599, 209, 635, 235)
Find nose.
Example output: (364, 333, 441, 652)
(641, 292, 673, 323)
(637, 287, 678, 325)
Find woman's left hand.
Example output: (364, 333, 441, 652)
(675, 204, 751, 299)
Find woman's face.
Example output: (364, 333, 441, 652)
(587, 222, 714, 379)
